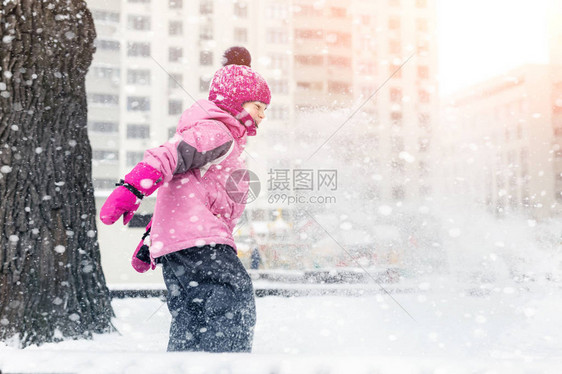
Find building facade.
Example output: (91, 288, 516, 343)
(438, 65, 562, 219)
(85, 0, 438, 280)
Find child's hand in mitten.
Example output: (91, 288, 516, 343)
(99, 162, 163, 225)
(100, 186, 141, 225)
(131, 220, 155, 273)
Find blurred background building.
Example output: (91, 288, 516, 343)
(438, 65, 562, 219)
(85, 0, 439, 282)
(436, 1, 562, 220)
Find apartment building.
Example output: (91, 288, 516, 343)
(437, 1, 562, 220)
(438, 65, 562, 219)
(349, 0, 438, 203)
(87, 0, 259, 191)
(85, 0, 438, 278)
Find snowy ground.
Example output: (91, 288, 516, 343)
(1, 276, 562, 374)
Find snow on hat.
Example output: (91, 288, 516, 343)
(208, 64, 271, 136)
(222, 46, 252, 67)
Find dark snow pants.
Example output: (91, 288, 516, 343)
(161, 244, 256, 352)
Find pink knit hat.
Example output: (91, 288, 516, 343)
(208, 64, 271, 136)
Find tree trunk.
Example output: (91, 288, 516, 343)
(0, 0, 114, 347)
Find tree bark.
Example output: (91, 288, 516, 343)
(0, 0, 114, 347)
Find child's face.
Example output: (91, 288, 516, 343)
(242, 101, 267, 127)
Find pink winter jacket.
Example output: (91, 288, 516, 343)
(142, 100, 250, 258)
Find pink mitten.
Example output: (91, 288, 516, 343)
(131, 220, 155, 273)
(100, 162, 163, 225)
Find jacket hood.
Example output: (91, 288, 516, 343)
(177, 99, 249, 139)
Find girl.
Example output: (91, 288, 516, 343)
(99, 54, 271, 352)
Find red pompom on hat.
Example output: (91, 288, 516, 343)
(208, 64, 271, 136)
(221, 46, 252, 67)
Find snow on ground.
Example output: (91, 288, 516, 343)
(1, 276, 562, 374)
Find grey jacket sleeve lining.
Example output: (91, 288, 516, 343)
(173, 140, 234, 175)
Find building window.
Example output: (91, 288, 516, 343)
(200, 0, 213, 14)
(326, 32, 351, 47)
(200, 51, 213, 66)
(199, 77, 211, 92)
(169, 21, 183, 35)
(330, 7, 346, 17)
(92, 66, 120, 79)
(93, 178, 118, 190)
(93, 150, 119, 161)
(169, 47, 183, 63)
(169, 0, 182, 8)
(327, 56, 350, 67)
(91, 10, 120, 23)
(266, 29, 288, 44)
(127, 124, 150, 139)
(295, 29, 323, 40)
(89, 94, 119, 106)
(266, 3, 289, 18)
(127, 151, 145, 167)
(270, 53, 289, 70)
(389, 39, 401, 54)
(389, 63, 402, 78)
(127, 42, 150, 57)
(268, 105, 289, 121)
(419, 89, 430, 103)
(234, 2, 247, 18)
(416, 18, 428, 32)
(234, 27, 248, 43)
(417, 40, 429, 55)
(127, 15, 151, 31)
(270, 79, 289, 95)
(389, 16, 400, 30)
(199, 24, 213, 40)
(168, 73, 183, 89)
(391, 111, 402, 126)
(418, 65, 429, 79)
(390, 88, 402, 103)
(296, 81, 322, 91)
(89, 121, 118, 133)
(94, 39, 120, 51)
(169, 100, 183, 115)
(361, 86, 375, 98)
(295, 55, 323, 65)
(328, 81, 351, 94)
(127, 96, 150, 111)
(127, 69, 150, 85)
(294, 5, 322, 17)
